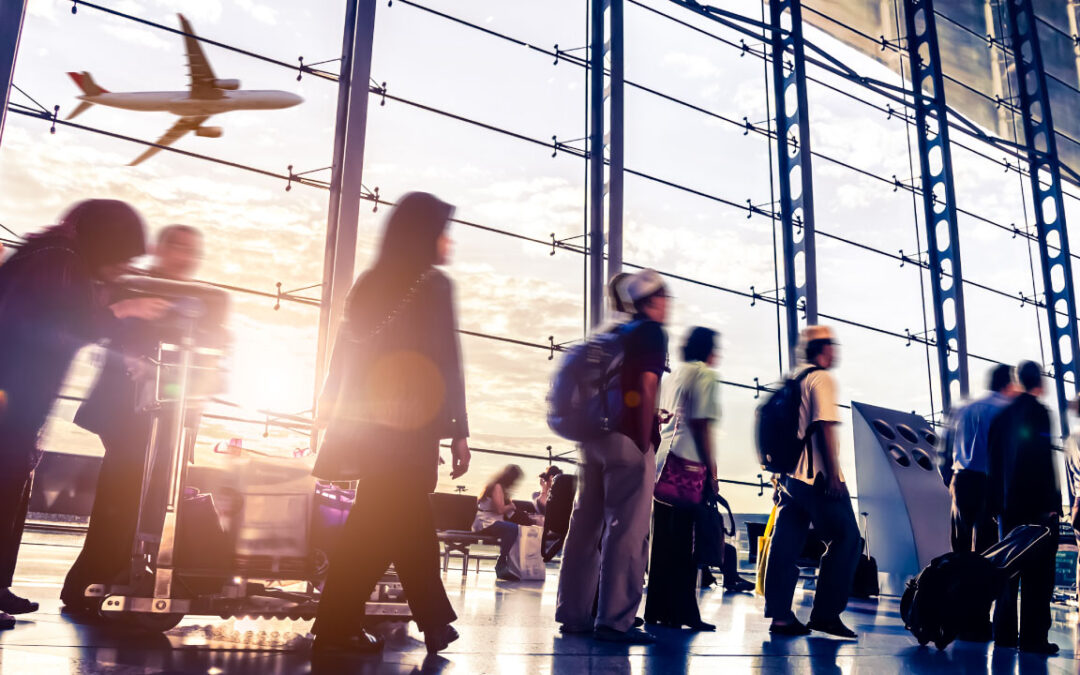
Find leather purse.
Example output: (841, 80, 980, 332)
(654, 451, 708, 507)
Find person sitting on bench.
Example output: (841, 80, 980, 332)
(473, 465, 527, 581)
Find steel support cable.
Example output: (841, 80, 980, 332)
(626, 0, 1080, 199)
(67, 0, 339, 82)
(761, 0, 786, 379)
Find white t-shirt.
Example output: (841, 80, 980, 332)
(657, 360, 720, 465)
(791, 363, 843, 484)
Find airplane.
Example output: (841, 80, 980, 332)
(66, 13, 303, 166)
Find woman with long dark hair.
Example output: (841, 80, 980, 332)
(645, 326, 720, 631)
(0, 199, 166, 627)
(312, 192, 471, 655)
(473, 464, 524, 580)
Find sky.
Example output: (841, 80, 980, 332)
(2, 0, 1080, 513)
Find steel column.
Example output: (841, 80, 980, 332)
(0, 0, 28, 149)
(314, 0, 377, 417)
(902, 0, 969, 411)
(1004, 0, 1080, 440)
(769, 0, 819, 364)
(607, 0, 625, 283)
(588, 0, 606, 328)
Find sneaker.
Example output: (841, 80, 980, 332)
(1019, 641, 1059, 656)
(768, 619, 811, 636)
(424, 624, 460, 654)
(807, 618, 857, 639)
(593, 625, 656, 644)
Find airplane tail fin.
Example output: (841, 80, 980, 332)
(67, 71, 107, 97)
(67, 101, 93, 120)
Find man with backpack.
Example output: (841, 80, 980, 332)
(762, 325, 860, 638)
(987, 361, 1060, 655)
(555, 269, 668, 644)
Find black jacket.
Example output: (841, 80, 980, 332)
(987, 392, 1061, 522)
(314, 269, 468, 481)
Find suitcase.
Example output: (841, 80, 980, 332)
(851, 512, 879, 599)
(900, 524, 1052, 650)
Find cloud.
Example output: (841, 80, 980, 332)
(151, 0, 222, 24)
(235, 0, 278, 25)
(101, 22, 172, 51)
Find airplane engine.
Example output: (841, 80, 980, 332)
(212, 78, 241, 90)
(195, 126, 223, 138)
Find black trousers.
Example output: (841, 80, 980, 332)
(314, 469, 456, 637)
(644, 500, 701, 626)
(950, 470, 998, 554)
(0, 467, 32, 589)
(993, 513, 1059, 646)
(61, 419, 156, 605)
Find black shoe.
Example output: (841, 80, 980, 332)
(807, 618, 857, 639)
(1019, 641, 1059, 656)
(723, 577, 756, 594)
(593, 625, 656, 644)
(769, 619, 811, 636)
(700, 570, 718, 587)
(0, 612, 13, 630)
(312, 630, 384, 654)
(685, 621, 716, 632)
(633, 616, 645, 628)
(424, 624, 459, 654)
(0, 590, 37, 615)
(559, 623, 593, 635)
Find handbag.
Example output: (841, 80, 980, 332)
(653, 383, 708, 507)
(313, 271, 434, 481)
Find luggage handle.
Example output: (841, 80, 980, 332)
(984, 524, 1053, 578)
(860, 511, 870, 558)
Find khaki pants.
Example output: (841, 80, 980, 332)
(555, 433, 655, 632)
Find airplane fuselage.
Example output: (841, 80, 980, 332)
(77, 90, 302, 116)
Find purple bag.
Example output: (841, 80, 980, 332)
(654, 452, 707, 507)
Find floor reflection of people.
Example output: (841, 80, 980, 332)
(0, 200, 168, 627)
(61, 225, 205, 613)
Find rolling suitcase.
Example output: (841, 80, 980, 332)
(900, 524, 1052, 650)
(851, 512, 879, 599)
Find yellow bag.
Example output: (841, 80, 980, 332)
(755, 503, 779, 597)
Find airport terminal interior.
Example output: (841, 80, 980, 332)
(6, 0, 1080, 673)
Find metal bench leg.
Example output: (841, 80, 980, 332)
(442, 546, 450, 573)
(462, 549, 469, 578)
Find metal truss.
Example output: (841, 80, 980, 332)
(902, 0, 969, 411)
(1004, 0, 1080, 439)
(769, 0, 819, 363)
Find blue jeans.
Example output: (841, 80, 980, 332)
(480, 520, 519, 562)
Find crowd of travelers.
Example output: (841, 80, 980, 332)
(0, 193, 1075, 662)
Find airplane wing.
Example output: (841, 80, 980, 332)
(177, 14, 221, 99)
(129, 115, 209, 166)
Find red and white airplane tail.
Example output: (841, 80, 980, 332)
(66, 71, 108, 119)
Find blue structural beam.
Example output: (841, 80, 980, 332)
(902, 0, 969, 412)
(769, 0, 819, 364)
(1004, 0, 1080, 440)
(588, 0, 606, 329)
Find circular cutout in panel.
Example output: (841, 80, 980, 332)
(910, 447, 934, 471)
(896, 424, 919, 444)
(872, 420, 896, 440)
(922, 430, 938, 446)
(887, 444, 911, 468)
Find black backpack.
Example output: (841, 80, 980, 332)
(754, 367, 821, 474)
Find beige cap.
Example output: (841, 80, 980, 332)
(625, 269, 666, 303)
(797, 325, 837, 362)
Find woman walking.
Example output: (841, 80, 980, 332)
(645, 327, 721, 631)
(312, 192, 471, 655)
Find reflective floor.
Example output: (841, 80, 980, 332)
(1, 530, 1077, 674)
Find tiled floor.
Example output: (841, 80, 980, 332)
(1, 530, 1076, 674)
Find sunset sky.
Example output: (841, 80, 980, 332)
(2, 0, 1078, 511)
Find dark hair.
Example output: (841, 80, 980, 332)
(157, 224, 200, 246)
(25, 199, 147, 272)
(608, 272, 631, 314)
(988, 364, 1012, 393)
(482, 464, 523, 500)
(1016, 361, 1043, 392)
(540, 465, 563, 481)
(682, 327, 717, 363)
(805, 338, 832, 362)
(346, 192, 454, 328)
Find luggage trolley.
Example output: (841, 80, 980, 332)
(81, 277, 410, 632)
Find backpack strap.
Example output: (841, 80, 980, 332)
(792, 366, 823, 478)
